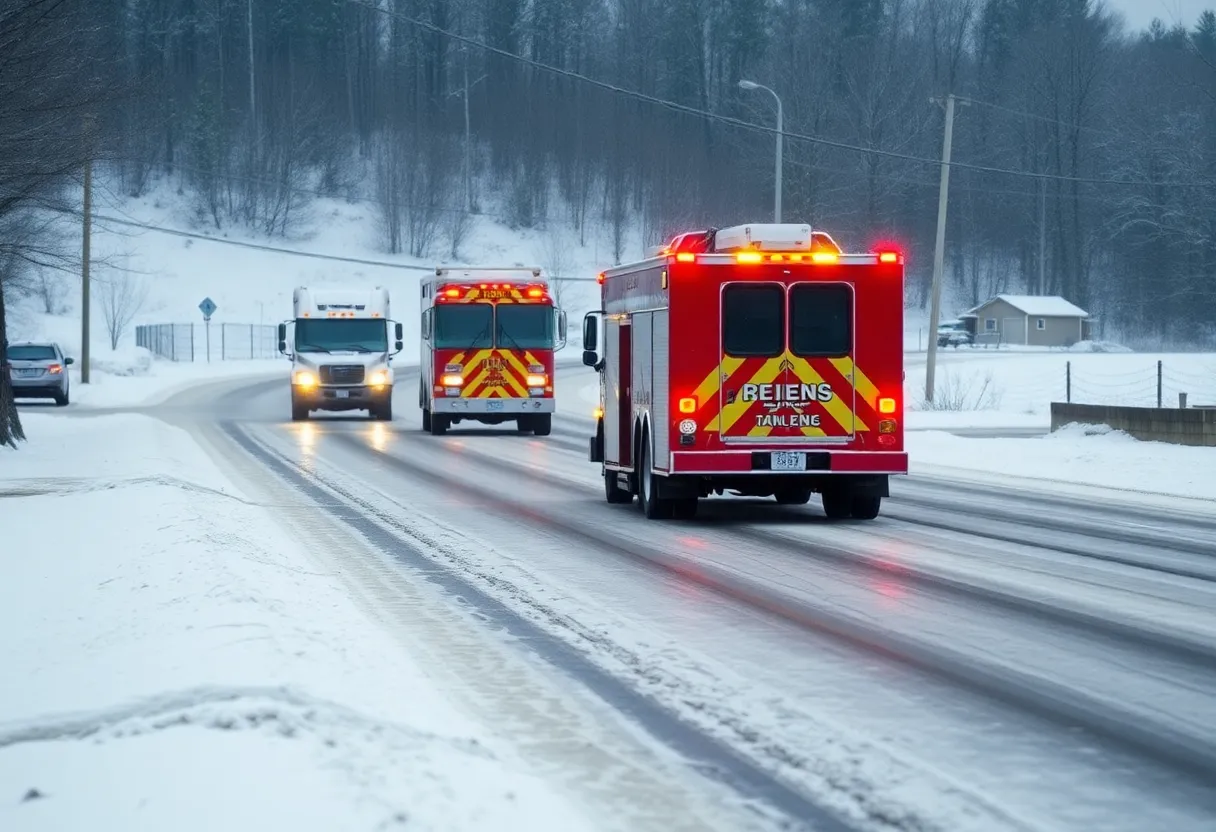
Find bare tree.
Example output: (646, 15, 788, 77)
(536, 222, 573, 309)
(98, 270, 150, 351)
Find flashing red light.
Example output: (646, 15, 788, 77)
(527, 288, 543, 297)
(444, 288, 460, 297)
(878, 251, 899, 263)
(596, 272, 605, 285)
(675, 252, 696, 263)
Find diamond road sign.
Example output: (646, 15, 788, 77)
(198, 297, 217, 319)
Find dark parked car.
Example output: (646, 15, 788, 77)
(6, 341, 73, 406)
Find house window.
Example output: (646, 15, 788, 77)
(985, 318, 997, 332)
(1036, 318, 1046, 330)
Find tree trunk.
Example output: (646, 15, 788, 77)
(0, 280, 26, 448)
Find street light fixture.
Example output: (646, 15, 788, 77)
(738, 79, 783, 223)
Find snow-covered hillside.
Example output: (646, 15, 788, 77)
(10, 179, 956, 373)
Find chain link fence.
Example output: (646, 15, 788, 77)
(136, 324, 280, 362)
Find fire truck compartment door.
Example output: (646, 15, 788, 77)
(718, 281, 856, 443)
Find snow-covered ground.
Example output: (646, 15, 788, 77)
(0, 413, 601, 831)
(907, 349, 1216, 428)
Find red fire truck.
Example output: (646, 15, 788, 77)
(582, 223, 906, 520)
(420, 267, 568, 436)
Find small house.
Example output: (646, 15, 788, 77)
(960, 294, 1090, 347)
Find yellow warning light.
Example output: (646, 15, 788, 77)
(678, 397, 697, 413)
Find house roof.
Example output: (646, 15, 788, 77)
(962, 294, 1089, 318)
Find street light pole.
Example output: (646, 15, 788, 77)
(739, 80, 783, 223)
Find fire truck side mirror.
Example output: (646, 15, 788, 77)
(420, 310, 431, 340)
(581, 312, 598, 352)
(277, 323, 288, 355)
(556, 310, 568, 350)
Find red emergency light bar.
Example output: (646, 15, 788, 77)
(436, 281, 551, 300)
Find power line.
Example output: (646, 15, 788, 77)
(79, 209, 597, 281)
(347, 0, 1203, 190)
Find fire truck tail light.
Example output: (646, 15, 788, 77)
(735, 251, 763, 264)
(675, 252, 696, 263)
(878, 397, 897, 414)
(678, 397, 697, 413)
(526, 373, 546, 387)
(441, 373, 464, 386)
(811, 251, 839, 264)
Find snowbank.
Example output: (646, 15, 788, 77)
(907, 423, 1216, 500)
(0, 414, 597, 831)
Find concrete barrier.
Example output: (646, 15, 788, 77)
(1050, 402, 1216, 447)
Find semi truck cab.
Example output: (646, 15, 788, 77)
(277, 286, 403, 422)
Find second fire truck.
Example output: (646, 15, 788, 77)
(583, 223, 907, 520)
(419, 267, 568, 436)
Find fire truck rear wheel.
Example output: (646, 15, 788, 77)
(637, 438, 673, 520)
(774, 488, 812, 505)
(851, 495, 882, 520)
(530, 414, 552, 436)
(821, 490, 852, 520)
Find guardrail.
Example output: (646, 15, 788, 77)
(136, 323, 279, 362)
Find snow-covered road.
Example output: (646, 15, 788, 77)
(5, 362, 1216, 831)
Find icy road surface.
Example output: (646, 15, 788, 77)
(10, 360, 1216, 832)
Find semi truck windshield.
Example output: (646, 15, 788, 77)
(295, 318, 387, 353)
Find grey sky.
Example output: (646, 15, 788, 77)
(1104, 0, 1212, 31)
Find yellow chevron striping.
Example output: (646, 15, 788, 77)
(830, 357, 879, 411)
(692, 356, 746, 414)
(788, 356, 865, 434)
(496, 351, 531, 397)
(462, 366, 491, 397)
(712, 357, 785, 433)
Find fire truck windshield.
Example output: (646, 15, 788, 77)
(295, 318, 387, 353)
(434, 305, 493, 349)
(495, 305, 554, 350)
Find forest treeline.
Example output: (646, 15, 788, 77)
(2, 1, 1216, 366)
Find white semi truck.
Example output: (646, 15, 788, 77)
(277, 287, 404, 422)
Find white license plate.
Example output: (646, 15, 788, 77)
(335, 389, 350, 399)
(14, 369, 39, 377)
(487, 400, 503, 411)
(771, 451, 806, 471)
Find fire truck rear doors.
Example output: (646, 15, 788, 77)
(717, 277, 857, 443)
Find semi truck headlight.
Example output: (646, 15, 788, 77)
(368, 370, 389, 386)
(294, 370, 317, 388)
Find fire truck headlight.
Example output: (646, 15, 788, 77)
(441, 373, 464, 387)
(678, 418, 697, 435)
(368, 370, 389, 386)
(293, 370, 317, 388)
(526, 373, 546, 387)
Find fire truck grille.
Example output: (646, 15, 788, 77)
(320, 365, 365, 385)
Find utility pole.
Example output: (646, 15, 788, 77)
(247, 0, 257, 156)
(81, 115, 94, 384)
(1038, 176, 1047, 295)
(925, 93, 966, 404)
(463, 46, 473, 213)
